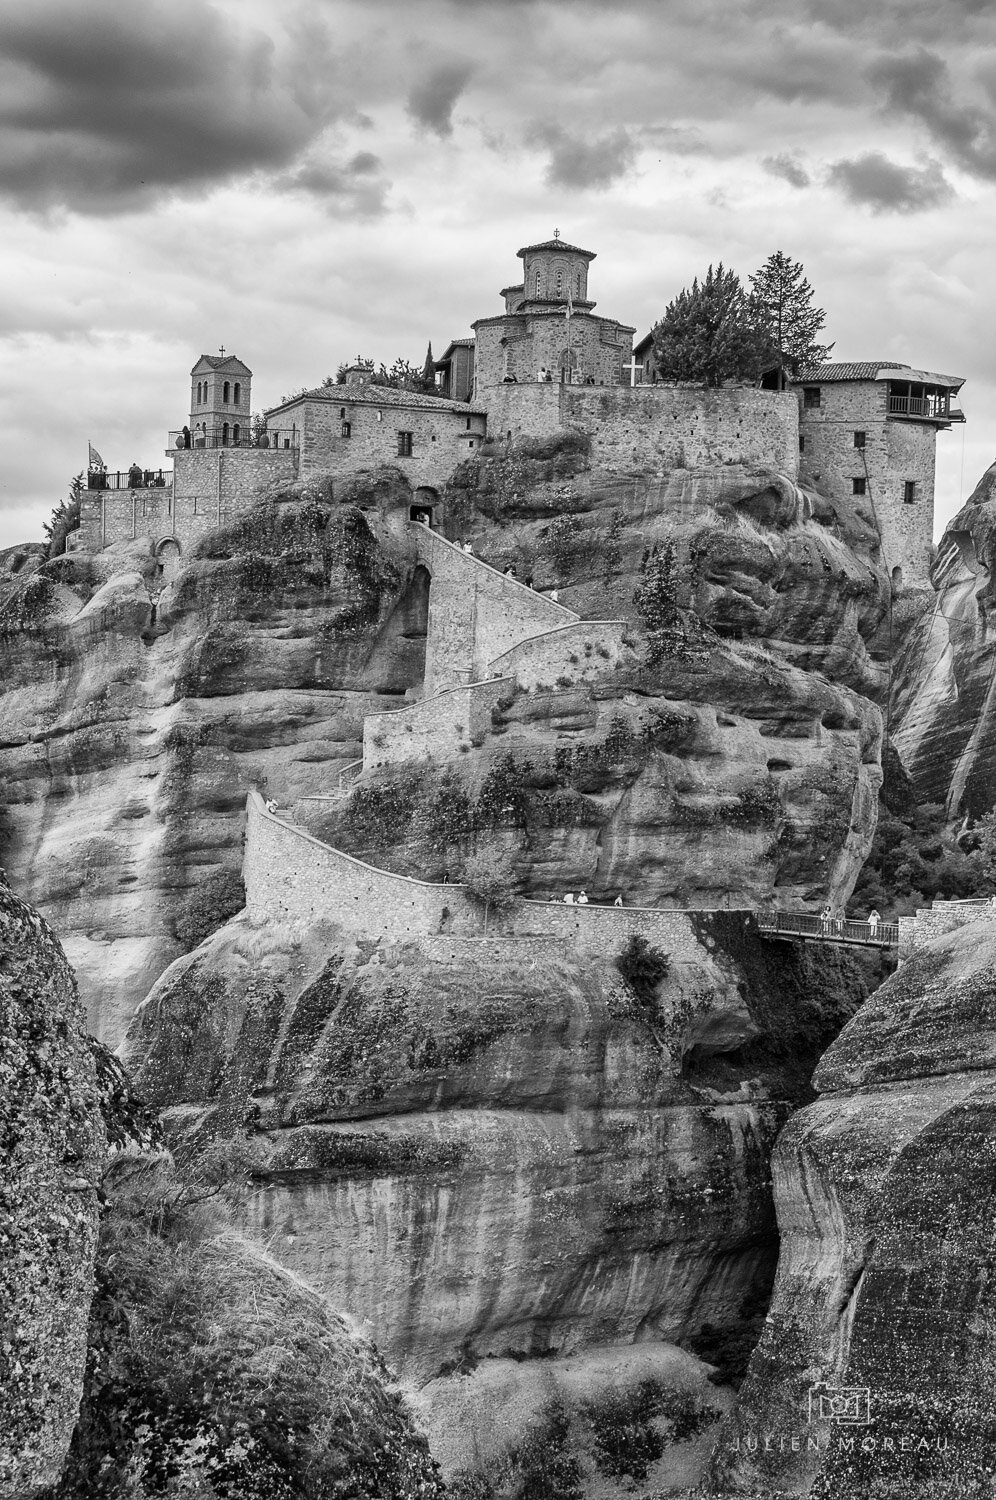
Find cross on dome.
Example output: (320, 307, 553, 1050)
(219, 344, 226, 357)
(553, 228, 560, 240)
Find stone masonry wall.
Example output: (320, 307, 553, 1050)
(798, 381, 937, 586)
(489, 619, 628, 691)
(363, 677, 510, 772)
(414, 525, 576, 693)
(483, 384, 799, 477)
(475, 312, 633, 389)
(242, 793, 710, 961)
(898, 899, 996, 960)
(283, 397, 486, 493)
(77, 449, 298, 555)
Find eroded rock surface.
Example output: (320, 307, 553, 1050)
(0, 879, 104, 1500)
(710, 919, 996, 1498)
(1, 450, 889, 1045)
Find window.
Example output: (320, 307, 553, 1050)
(853, 430, 865, 448)
(232, 423, 241, 445)
(469, 439, 475, 448)
(340, 407, 346, 418)
(799, 435, 806, 453)
(852, 477, 866, 495)
(466, 417, 471, 430)
(341, 421, 352, 438)
(556, 270, 563, 294)
(222, 421, 230, 445)
(576, 270, 582, 297)
(377, 410, 383, 422)
(904, 480, 917, 503)
(233, 382, 240, 404)
(398, 431, 413, 457)
(535, 270, 541, 294)
(223, 381, 230, 403)
(803, 387, 821, 409)
(193, 498, 199, 515)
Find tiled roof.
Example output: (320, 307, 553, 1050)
(266, 383, 484, 417)
(796, 361, 964, 390)
(796, 362, 900, 381)
(191, 354, 252, 374)
(517, 239, 596, 259)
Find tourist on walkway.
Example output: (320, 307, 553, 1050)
(820, 904, 832, 936)
(867, 908, 881, 937)
(577, 890, 588, 906)
(549, 589, 559, 602)
(563, 892, 575, 904)
(265, 799, 278, 814)
(463, 541, 474, 555)
(614, 894, 624, 908)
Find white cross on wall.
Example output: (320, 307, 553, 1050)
(624, 356, 641, 387)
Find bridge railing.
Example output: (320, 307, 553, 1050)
(756, 911, 898, 947)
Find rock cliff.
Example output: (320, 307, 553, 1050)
(121, 898, 870, 1491)
(709, 917, 996, 1497)
(1, 452, 890, 1045)
(892, 460, 996, 817)
(0, 879, 104, 1500)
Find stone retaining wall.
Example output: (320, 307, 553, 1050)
(243, 793, 717, 963)
(489, 619, 628, 691)
(898, 898, 996, 960)
(363, 677, 511, 772)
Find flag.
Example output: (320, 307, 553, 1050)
(88, 441, 105, 469)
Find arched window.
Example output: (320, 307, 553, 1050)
(233, 382, 240, 404)
(222, 421, 230, 446)
(196, 382, 201, 403)
(232, 423, 241, 445)
(556, 269, 563, 295)
(535, 270, 541, 295)
(223, 381, 230, 403)
(576, 270, 582, 297)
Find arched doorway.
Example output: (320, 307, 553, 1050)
(559, 348, 579, 384)
(156, 537, 182, 583)
(410, 486, 440, 527)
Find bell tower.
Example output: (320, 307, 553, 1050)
(189, 351, 252, 447)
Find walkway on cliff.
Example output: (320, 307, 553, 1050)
(756, 911, 898, 949)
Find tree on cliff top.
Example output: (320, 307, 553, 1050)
(749, 250, 833, 383)
(44, 472, 84, 558)
(651, 264, 768, 387)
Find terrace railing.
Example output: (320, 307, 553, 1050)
(888, 394, 951, 421)
(87, 469, 170, 491)
(169, 428, 299, 452)
(756, 910, 899, 947)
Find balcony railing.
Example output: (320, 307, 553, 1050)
(169, 428, 299, 452)
(888, 394, 955, 421)
(756, 910, 898, 947)
(87, 469, 170, 491)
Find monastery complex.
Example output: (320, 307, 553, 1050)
(72, 231, 965, 589)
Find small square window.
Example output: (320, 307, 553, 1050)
(341, 422, 351, 439)
(803, 387, 821, 409)
(853, 431, 866, 448)
(852, 477, 866, 496)
(466, 417, 471, 430)
(398, 431, 413, 457)
(904, 480, 917, 503)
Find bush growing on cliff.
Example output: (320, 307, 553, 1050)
(616, 933, 671, 1013)
(848, 799, 994, 919)
(634, 538, 697, 664)
(544, 513, 601, 577)
(44, 473, 84, 558)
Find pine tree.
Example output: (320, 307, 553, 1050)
(44, 472, 84, 558)
(748, 251, 833, 383)
(421, 341, 435, 393)
(651, 264, 768, 387)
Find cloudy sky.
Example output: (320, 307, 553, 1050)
(1, 0, 994, 549)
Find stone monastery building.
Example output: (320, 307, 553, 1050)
(73, 231, 964, 588)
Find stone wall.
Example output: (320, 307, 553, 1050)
(489, 619, 628, 691)
(474, 310, 634, 389)
(898, 898, 996, 959)
(483, 383, 799, 477)
(798, 381, 936, 586)
(363, 677, 510, 772)
(243, 792, 720, 963)
(274, 396, 487, 493)
(77, 448, 298, 555)
(413, 526, 576, 693)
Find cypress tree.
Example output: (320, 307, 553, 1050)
(748, 250, 833, 383)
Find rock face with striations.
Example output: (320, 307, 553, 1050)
(892, 459, 996, 817)
(0, 879, 105, 1500)
(709, 917, 996, 1498)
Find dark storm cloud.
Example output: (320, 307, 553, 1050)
(0, 0, 341, 213)
(826, 152, 953, 212)
(278, 148, 389, 216)
(763, 153, 811, 189)
(405, 61, 474, 137)
(870, 48, 996, 180)
(537, 125, 637, 191)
